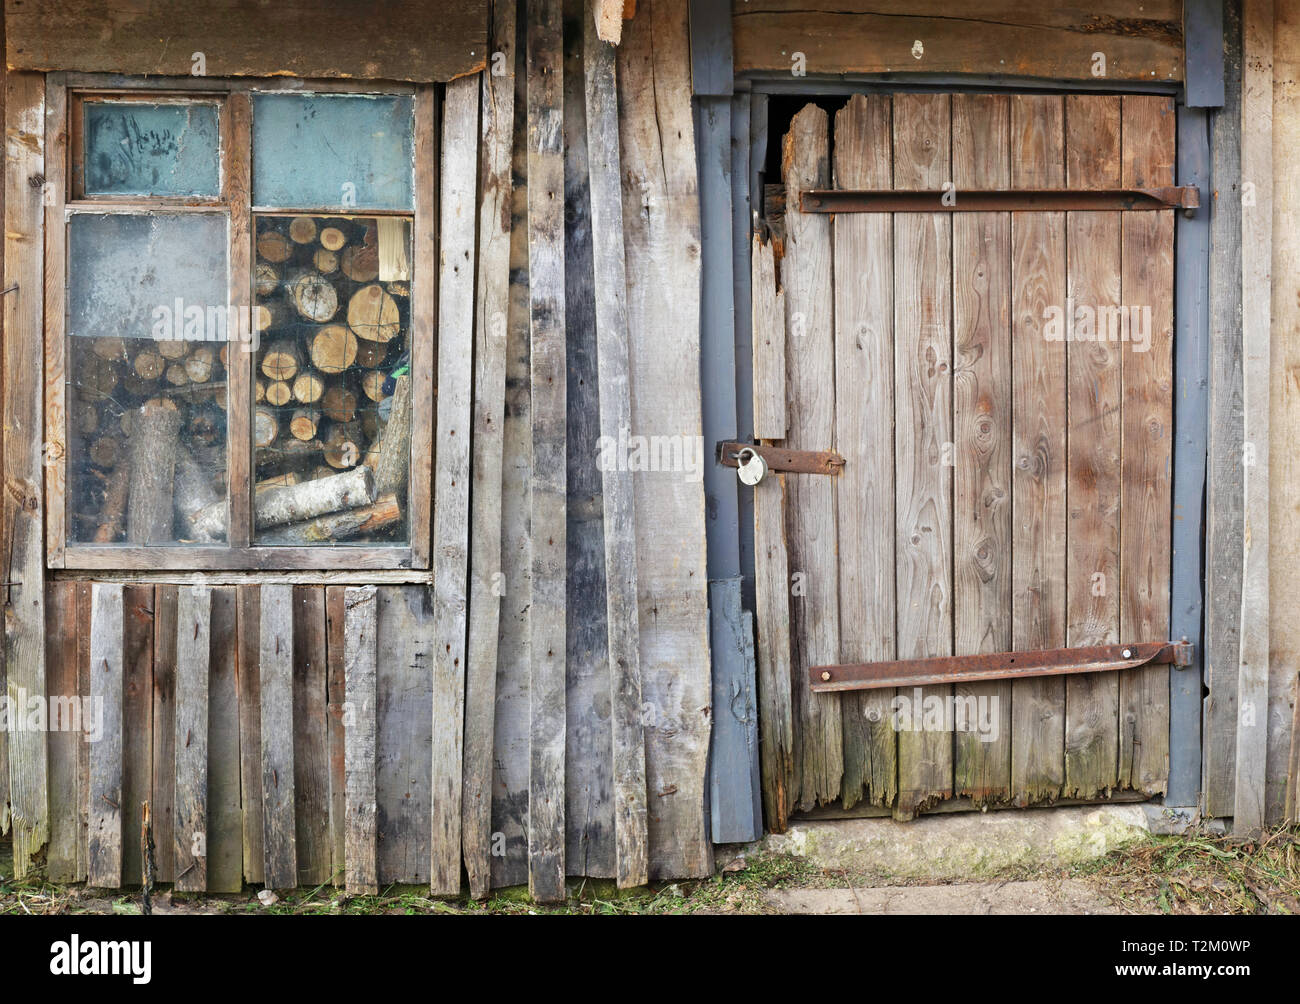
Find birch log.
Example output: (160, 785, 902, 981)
(127, 398, 182, 543)
(253, 465, 373, 529)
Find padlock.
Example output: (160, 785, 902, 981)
(736, 447, 768, 486)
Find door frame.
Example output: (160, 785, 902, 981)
(698, 69, 1209, 829)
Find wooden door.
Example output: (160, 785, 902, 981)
(752, 92, 1175, 829)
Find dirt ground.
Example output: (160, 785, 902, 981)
(1, 825, 1295, 915)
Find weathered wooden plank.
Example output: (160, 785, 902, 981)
(258, 583, 298, 889)
(751, 232, 795, 830)
(1204, 0, 1244, 819)
(563, 0, 614, 880)
(1185, 0, 1227, 107)
(236, 585, 265, 885)
(491, 28, 533, 889)
(731, 0, 1183, 81)
(892, 91, 954, 818)
(325, 586, 347, 885)
(3, 70, 48, 878)
(527, 0, 568, 903)
(1278, 2, 1300, 826)
(781, 102, 842, 811)
(1119, 94, 1175, 796)
(76, 583, 92, 878)
(292, 586, 330, 885)
(1009, 94, 1068, 805)
(463, 0, 517, 901)
(410, 84, 436, 568)
(832, 93, 896, 811)
(6, 0, 488, 82)
(707, 577, 761, 840)
(585, 7, 648, 888)
(375, 585, 434, 884)
(207, 587, 243, 893)
(151, 585, 178, 882)
(174, 584, 211, 893)
(1064, 94, 1123, 799)
(617, 0, 713, 878)
(121, 584, 153, 885)
(430, 73, 479, 899)
(42, 77, 66, 568)
(952, 93, 1013, 806)
(1234, 0, 1271, 835)
(45, 581, 81, 881)
(87, 583, 124, 888)
(344, 586, 379, 896)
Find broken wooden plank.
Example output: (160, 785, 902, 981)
(527, 0, 568, 903)
(952, 92, 1013, 806)
(344, 585, 379, 896)
(585, 5, 648, 888)
(1009, 93, 1068, 805)
(174, 584, 211, 893)
(1063, 93, 1123, 799)
(258, 583, 298, 889)
(1118, 94, 1175, 796)
(617, 0, 713, 879)
(87, 583, 124, 888)
(463, 0, 517, 902)
(833, 93, 897, 812)
(892, 91, 954, 818)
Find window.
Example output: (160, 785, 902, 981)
(51, 81, 432, 570)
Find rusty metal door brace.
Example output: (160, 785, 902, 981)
(716, 441, 845, 476)
(810, 640, 1194, 693)
(800, 187, 1200, 215)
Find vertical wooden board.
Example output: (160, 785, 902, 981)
(527, 0, 568, 903)
(833, 93, 896, 811)
(325, 586, 347, 885)
(562, 0, 614, 880)
(781, 102, 842, 810)
(174, 584, 211, 893)
(431, 72, 479, 899)
(207, 588, 243, 893)
(892, 91, 954, 817)
(43, 78, 66, 567)
(236, 585, 264, 884)
(1204, 0, 1244, 819)
(1064, 94, 1122, 799)
(3, 71, 48, 877)
(751, 235, 786, 441)
(375, 585, 434, 884)
(617, 0, 713, 879)
(585, 7, 648, 888)
(952, 93, 1013, 805)
(753, 472, 794, 830)
(121, 584, 153, 885)
(151, 585, 177, 882)
(344, 586, 379, 896)
(464, 0, 516, 900)
(1009, 94, 1067, 805)
(76, 583, 93, 878)
(45, 581, 81, 881)
(491, 27, 533, 889)
(258, 583, 297, 890)
(292, 586, 330, 886)
(87, 583, 124, 888)
(226, 92, 252, 547)
(409, 84, 436, 566)
(1119, 95, 1175, 796)
(1235, 0, 1272, 834)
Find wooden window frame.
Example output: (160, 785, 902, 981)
(45, 72, 436, 572)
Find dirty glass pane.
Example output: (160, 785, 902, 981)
(66, 213, 230, 545)
(251, 214, 412, 546)
(82, 101, 221, 198)
(251, 94, 414, 211)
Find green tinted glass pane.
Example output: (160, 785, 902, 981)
(83, 101, 220, 198)
(252, 93, 414, 211)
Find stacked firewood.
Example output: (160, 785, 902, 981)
(249, 215, 409, 544)
(69, 214, 410, 546)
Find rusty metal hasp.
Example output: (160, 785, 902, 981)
(800, 186, 1200, 214)
(810, 640, 1194, 693)
(716, 441, 845, 477)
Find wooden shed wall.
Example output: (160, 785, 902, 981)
(0, 0, 714, 899)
